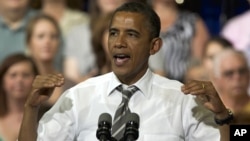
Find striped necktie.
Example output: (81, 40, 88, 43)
(112, 85, 138, 140)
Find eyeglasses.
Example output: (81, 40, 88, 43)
(222, 67, 249, 78)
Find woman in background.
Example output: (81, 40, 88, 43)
(184, 36, 233, 82)
(0, 53, 38, 141)
(91, 13, 113, 75)
(26, 14, 75, 106)
(202, 36, 233, 80)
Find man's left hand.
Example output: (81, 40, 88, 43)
(181, 80, 228, 119)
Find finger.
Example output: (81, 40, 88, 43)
(182, 80, 197, 89)
(182, 80, 203, 90)
(36, 76, 56, 87)
(56, 73, 65, 85)
(184, 88, 206, 95)
(182, 83, 205, 94)
(48, 74, 64, 86)
(33, 74, 64, 88)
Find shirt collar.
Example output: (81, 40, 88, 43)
(107, 69, 153, 99)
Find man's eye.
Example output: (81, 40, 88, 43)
(109, 31, 117, 36)
(128, 33, 138, 38)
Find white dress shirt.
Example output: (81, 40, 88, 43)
(37, 69, 220, 141)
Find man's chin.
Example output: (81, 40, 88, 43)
(113, 69, 127, 77)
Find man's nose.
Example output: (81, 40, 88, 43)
(114, 34, 126, 48)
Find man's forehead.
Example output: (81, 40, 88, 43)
(111, 11, 144, 22)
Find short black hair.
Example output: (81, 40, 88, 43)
(110, 2, 161, 39)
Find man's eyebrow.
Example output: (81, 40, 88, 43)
(109, 27, 118, 32)
(126, 29, 140, 34)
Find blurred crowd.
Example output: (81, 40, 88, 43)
(0, 0, 250, 141)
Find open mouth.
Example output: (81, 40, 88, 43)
(113, 54, 130, 66)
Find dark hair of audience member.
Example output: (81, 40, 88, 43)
(203, 36, 233, 54)
(0, 53, 38, 117)
(25, 13, 61, 45)
(91, 13, 113, 74)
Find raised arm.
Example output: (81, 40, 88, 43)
(18, 74, 64, 141)
(181, 80, 233, 141)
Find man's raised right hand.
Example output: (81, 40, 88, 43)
(25, 73, 64, 108)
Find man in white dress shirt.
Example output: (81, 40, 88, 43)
(18, 2, 232, 141)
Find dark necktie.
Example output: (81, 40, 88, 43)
(112, 85, 138, 140)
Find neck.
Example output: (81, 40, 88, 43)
(6, 97, 25, 115)
(35, 59, 57, 75)
(0, 7, 27, 29)
(220, 92, 250, 112)
(42, 1, 66, 22)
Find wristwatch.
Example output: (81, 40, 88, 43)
(214, 108, 234, 126)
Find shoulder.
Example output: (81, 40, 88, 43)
(179, 11, 198, 22)
(64, 9, 89, 21)
(222, 10, 250, 31)
(66, 22, 90, 37)
(152, 73, 184, 94)
(69, 73, 112, 92)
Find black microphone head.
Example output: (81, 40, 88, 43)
(124, 113, 140, 140)
(98, 113, 112, 127)
(126, 113, 139, 128)
(97, 113, 112, 140)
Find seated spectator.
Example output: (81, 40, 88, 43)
(185, 36, 234, 90)
(0, 0, 36, 63)
(25, 14, 75, 106)
(0, 53, 38, 141)
(202, 36, 233, 80)
(149, 0, 210, 82)
(212, 49, 250, 124)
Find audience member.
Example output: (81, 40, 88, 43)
(91, 13, 113, 75)
(0, 0, 36, 62)
(185, 36, 233, 83)
(149, 0, 210, 82)
(30, 0, 89, 36)
(212, 49, 250, 124)
(185, 36, 233, 82)
(0, 53, 38, 141)
(19, 2, 231, 141)
(64, 0, 147, 83)
(25, 14, 75, 106)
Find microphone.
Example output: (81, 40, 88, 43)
(96, 113, 112, 141)
(123, 113, 140, 141)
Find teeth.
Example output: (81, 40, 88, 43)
(114, 54, 129, 58)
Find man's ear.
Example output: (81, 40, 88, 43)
(150, 37, 162, 55)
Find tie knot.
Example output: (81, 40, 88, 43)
(116, 85, 138, 99)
